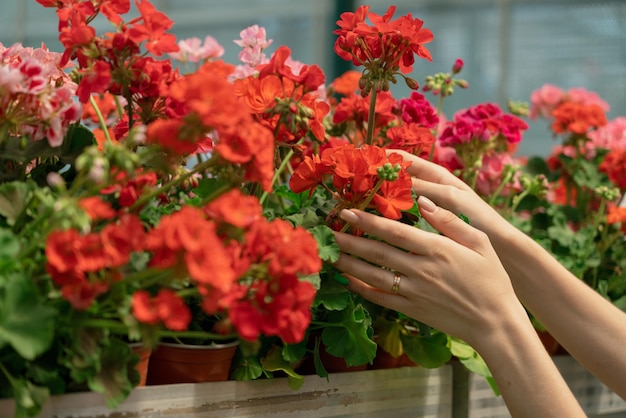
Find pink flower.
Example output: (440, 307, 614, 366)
(567, 87, 610, 112)
(529, 84, 564, 119)
(169, 36, 224, 63)
(396, 91, 439, 128)
(233, 25, 273, 50)
(476, 153, 515, 196)
(587, 116, 626, 153)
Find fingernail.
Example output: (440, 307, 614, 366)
(340, 209, 359, 224)
(417, 196, 437, 213)
(333, 273, 350, 286)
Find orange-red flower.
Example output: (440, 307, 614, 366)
(600, 148, 626, 190)
(131, 289, 192, 331)
(551, 102, 607, 135)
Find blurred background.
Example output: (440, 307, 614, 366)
(2, 0, 624, 156)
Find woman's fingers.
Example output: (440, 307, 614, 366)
(387, 149, 469, 190)
(416, 196, 491, 253)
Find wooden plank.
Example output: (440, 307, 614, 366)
(0, 366, 453, 418)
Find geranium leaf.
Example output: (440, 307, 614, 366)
(399, 331, 451, 368)
(322, 302, 377, 367)
(260, 346, 305, 389)
(0, 228, 20, 268)
(374, 318, 404, 357)
(309, 225, 340, 263)
(0, 181, 32, 226)
(313, 279, 351, 311)
(11, 378, 50, 418)
(449, 337, 475, 359)
(282, 339, 307, 363)
(192, 178, 228, 199)
(0, 275, 55, 359)
(59, 123, 96, 161)
(87, 339, 135, 409)
(230, 352, 264, 381)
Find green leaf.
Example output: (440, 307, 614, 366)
(60, 123, 96, 161)
(0, 182, 32, 226)
(282, 340, 308, 363)
(11, 378, 50, 418)
(0, 275, 56, 359)
(231, 352, 264, 381)
(313, 278, 351, 311)
(449, 337, 475, 359)
(0, 228, 20, 270)
(87, 339, 136, 409)
(374, 317, 404, 357)
(322, 301, 377, 367)
(399, 331, 451, 369)
(192, 178, 229, 199)
(260, 346, 305, 390)
(309, 225, 340, 263)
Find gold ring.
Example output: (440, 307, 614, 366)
(391, 271, 401, 294)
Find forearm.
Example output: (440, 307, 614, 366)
(474, 313, 586, 417)
(491, 225, 626, 398)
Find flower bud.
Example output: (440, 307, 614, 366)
(47, 172, 65, 190)
(452, 58, 464, 74)
(404, 77, 419, 90)
(456, 79, 469, 89)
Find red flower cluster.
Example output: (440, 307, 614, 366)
(135, 190, 321, 343)
(439, 103, 528, 147)
(234, 45, 329, 144)
(290, 144, 414, 222)
(333, 5, 433, 75)
(600, 149, 626, 190)
(551, 102, 608, 135)
(46, 210, 144, 310)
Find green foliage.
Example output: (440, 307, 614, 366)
(319, 297, 377, 368)
(0, 274, 56, 360)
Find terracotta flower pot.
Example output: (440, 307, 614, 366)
(146, 340, 239, 385)
(129, 343, 152, 387)
(318, 341, 368, 373)
(370, 343, 419, 370)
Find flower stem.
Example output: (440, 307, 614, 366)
(89, 95, 112, 143)
(130, 154, 219, 210)
(365, 89, 378, 146)
(339, 178, 385, 233)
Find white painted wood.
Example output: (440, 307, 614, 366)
(0, 366, 453, 418)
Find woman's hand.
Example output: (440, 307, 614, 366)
(333, 195, 526, 349)
(390, 149, 515, 242)
(333, 196, 587, 417)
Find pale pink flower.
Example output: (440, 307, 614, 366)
(237, 45, 268, 67)
(476, 152, 515, 196)
(169, 36, 224, 63)
(234, 25, 273, 49)
(529, 84, 564, 119)
(587, 117, 626, 152)
(229, 64, 259, 81)
(567, 87, 610, 112)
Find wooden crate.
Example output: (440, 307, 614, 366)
(0, 366, 453, 418)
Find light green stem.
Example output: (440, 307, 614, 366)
(89, 95, 112, 143)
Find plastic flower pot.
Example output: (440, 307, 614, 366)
(146, 340, 239, 385)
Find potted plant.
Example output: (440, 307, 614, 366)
(2, 2, 625, 418)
